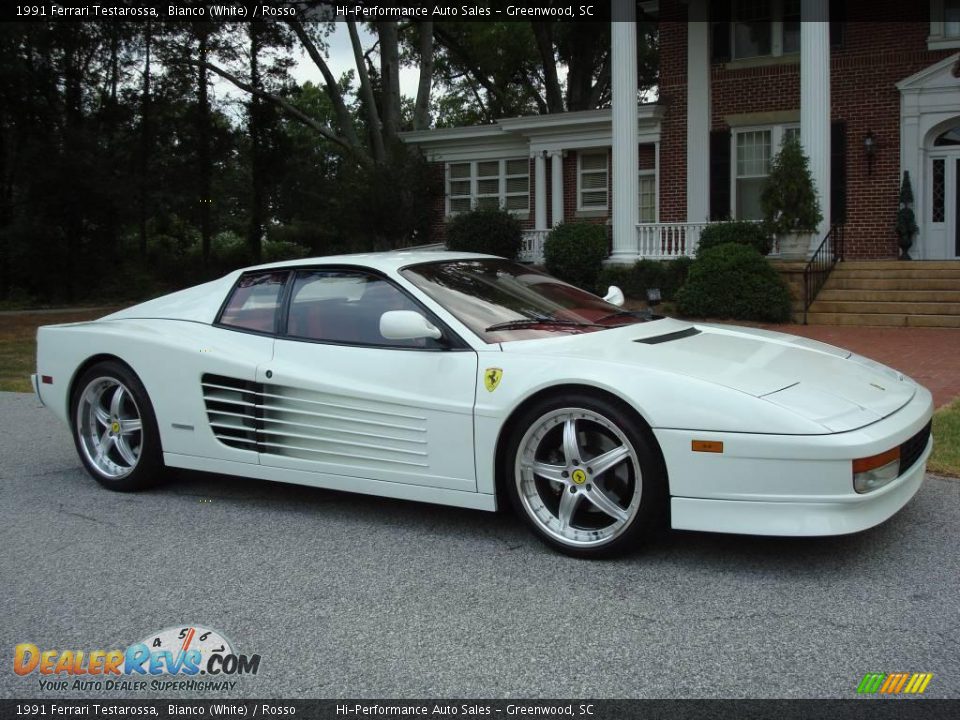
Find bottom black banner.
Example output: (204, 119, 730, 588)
(1, 699, 958, 720)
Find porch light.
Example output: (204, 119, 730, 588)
(864, 131, 877, 174)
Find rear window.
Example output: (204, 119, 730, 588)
(219, 272, 287, 333)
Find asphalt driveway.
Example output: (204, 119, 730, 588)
(1, 391, 957, 699)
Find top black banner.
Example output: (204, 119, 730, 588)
(0, 0, 946, 24)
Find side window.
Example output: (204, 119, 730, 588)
(286, 270, 438, 348)
(219, 272, 287, 333)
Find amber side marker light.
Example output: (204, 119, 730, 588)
(853, 447, 900, 494)
(692, 440, 723, 453)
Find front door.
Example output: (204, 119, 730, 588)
(927, 148, 960, 260)
(258, 268, 479, 493)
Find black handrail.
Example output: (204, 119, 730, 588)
(802, 224, 845, 325)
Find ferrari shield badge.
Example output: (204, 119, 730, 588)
(484, 368, 503, 392)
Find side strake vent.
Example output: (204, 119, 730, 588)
(634, 328, 701, 345)
(200, 373, 428, 470)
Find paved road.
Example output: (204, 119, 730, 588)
(1, 392, 957, 699)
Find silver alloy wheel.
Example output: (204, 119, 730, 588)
(76, 376, 143, 479)
(515, 407, 642, 547)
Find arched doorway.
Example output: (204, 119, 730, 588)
(926, 121, 960, 260)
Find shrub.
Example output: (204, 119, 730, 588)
(262, 239, 310, 263)
(543, 222, 609, 290)
(697, 221, 773, 257)
(595, 257, 693, 302)
(675, 243, 793, 322)
(445, 207, 523, 259)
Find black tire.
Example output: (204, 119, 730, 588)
(70, 360, 165, 491)
(503, 391, 667, 558)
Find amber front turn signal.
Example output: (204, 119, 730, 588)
(853, 447, 900, 494)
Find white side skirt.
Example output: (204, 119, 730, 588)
(164, 453, 498, 512)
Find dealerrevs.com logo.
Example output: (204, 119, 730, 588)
(14, 625, 261, 693)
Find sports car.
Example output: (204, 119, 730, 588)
(33, 252, 934, 557)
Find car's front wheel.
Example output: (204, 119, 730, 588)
(505, 393, 666, 558)
(71, 361, 164, 491)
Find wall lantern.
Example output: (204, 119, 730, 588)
(864, 131, 877, 175)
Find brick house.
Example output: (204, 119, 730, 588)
(401, 0, 960, 265)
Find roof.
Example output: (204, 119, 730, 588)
(244, 250, 498, 274)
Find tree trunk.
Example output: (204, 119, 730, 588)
(531, 22, 565, 113)
(197, 29, 212, 269)
(413, 22, 434, 130)
(138, 22, 151, 259)
(247, 24, 264, 264)
(377, 22, 401, 146)
(347, 20, 385, 163)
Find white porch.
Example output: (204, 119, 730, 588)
(521, 222, 719, 264)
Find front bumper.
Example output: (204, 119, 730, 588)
(657, 385, 934, 537)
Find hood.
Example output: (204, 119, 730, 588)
(502, 319, 915, 432)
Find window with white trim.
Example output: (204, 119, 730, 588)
(638, 172, 656, 223)
(732, 0, 801, 60)
(445, 159, 529, 215)
(733, 124, 798, 220)
(928, 0, 960, 47)
(578, 152, 608, 210)
(950, 0, 960, 35)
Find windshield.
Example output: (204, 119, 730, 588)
(400, 259, 656, 344)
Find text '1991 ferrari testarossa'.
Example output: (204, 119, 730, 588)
(34, 252, 933, 557)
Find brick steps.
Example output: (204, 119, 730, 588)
(810, 300, 960, 315)
(828, 278, 960, 290)
(804, 313, 960, 328)
(804, 260, 960, 328)
(817, 289, 960, 302)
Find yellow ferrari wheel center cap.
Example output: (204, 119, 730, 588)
(571, 469, 587, 485)
(111, 421, 120, 434)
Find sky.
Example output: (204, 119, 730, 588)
(288, 24, 423, 99)
(210, 23, 423, 125)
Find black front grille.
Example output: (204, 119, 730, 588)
(899, 421, 932, 475)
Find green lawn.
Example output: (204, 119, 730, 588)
(0, 309, 118, 393)
(930, 400, 960, 478)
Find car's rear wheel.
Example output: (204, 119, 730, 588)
(505, 393, 666, 558)
(71, 361, 164, 491)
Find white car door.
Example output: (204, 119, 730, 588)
(192, 270, 284, 465)
(255, 268, 478, 492)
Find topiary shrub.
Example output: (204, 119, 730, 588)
(544, 222, 609, 290)
(761, 134, 822, 236)
(445, 207, 523, 259)
(675, 243, 792, 322)
(595, 257, 694, 301)
(697, 221, 773, 257)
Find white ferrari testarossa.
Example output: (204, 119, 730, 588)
(34, 252, 933, 557)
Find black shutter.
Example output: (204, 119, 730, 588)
(830, 0, 846, 48)
(711, 0, 732, 63)
(830, 121, 847, 224)
(710, 129, 732, 221)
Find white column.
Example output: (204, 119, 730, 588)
(800, 0, 831, 240)
(611, 12, 639, 261)
(534, 151, 547, 230)
(550, 150, 564, 227)
(686, 0, 710, 223)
